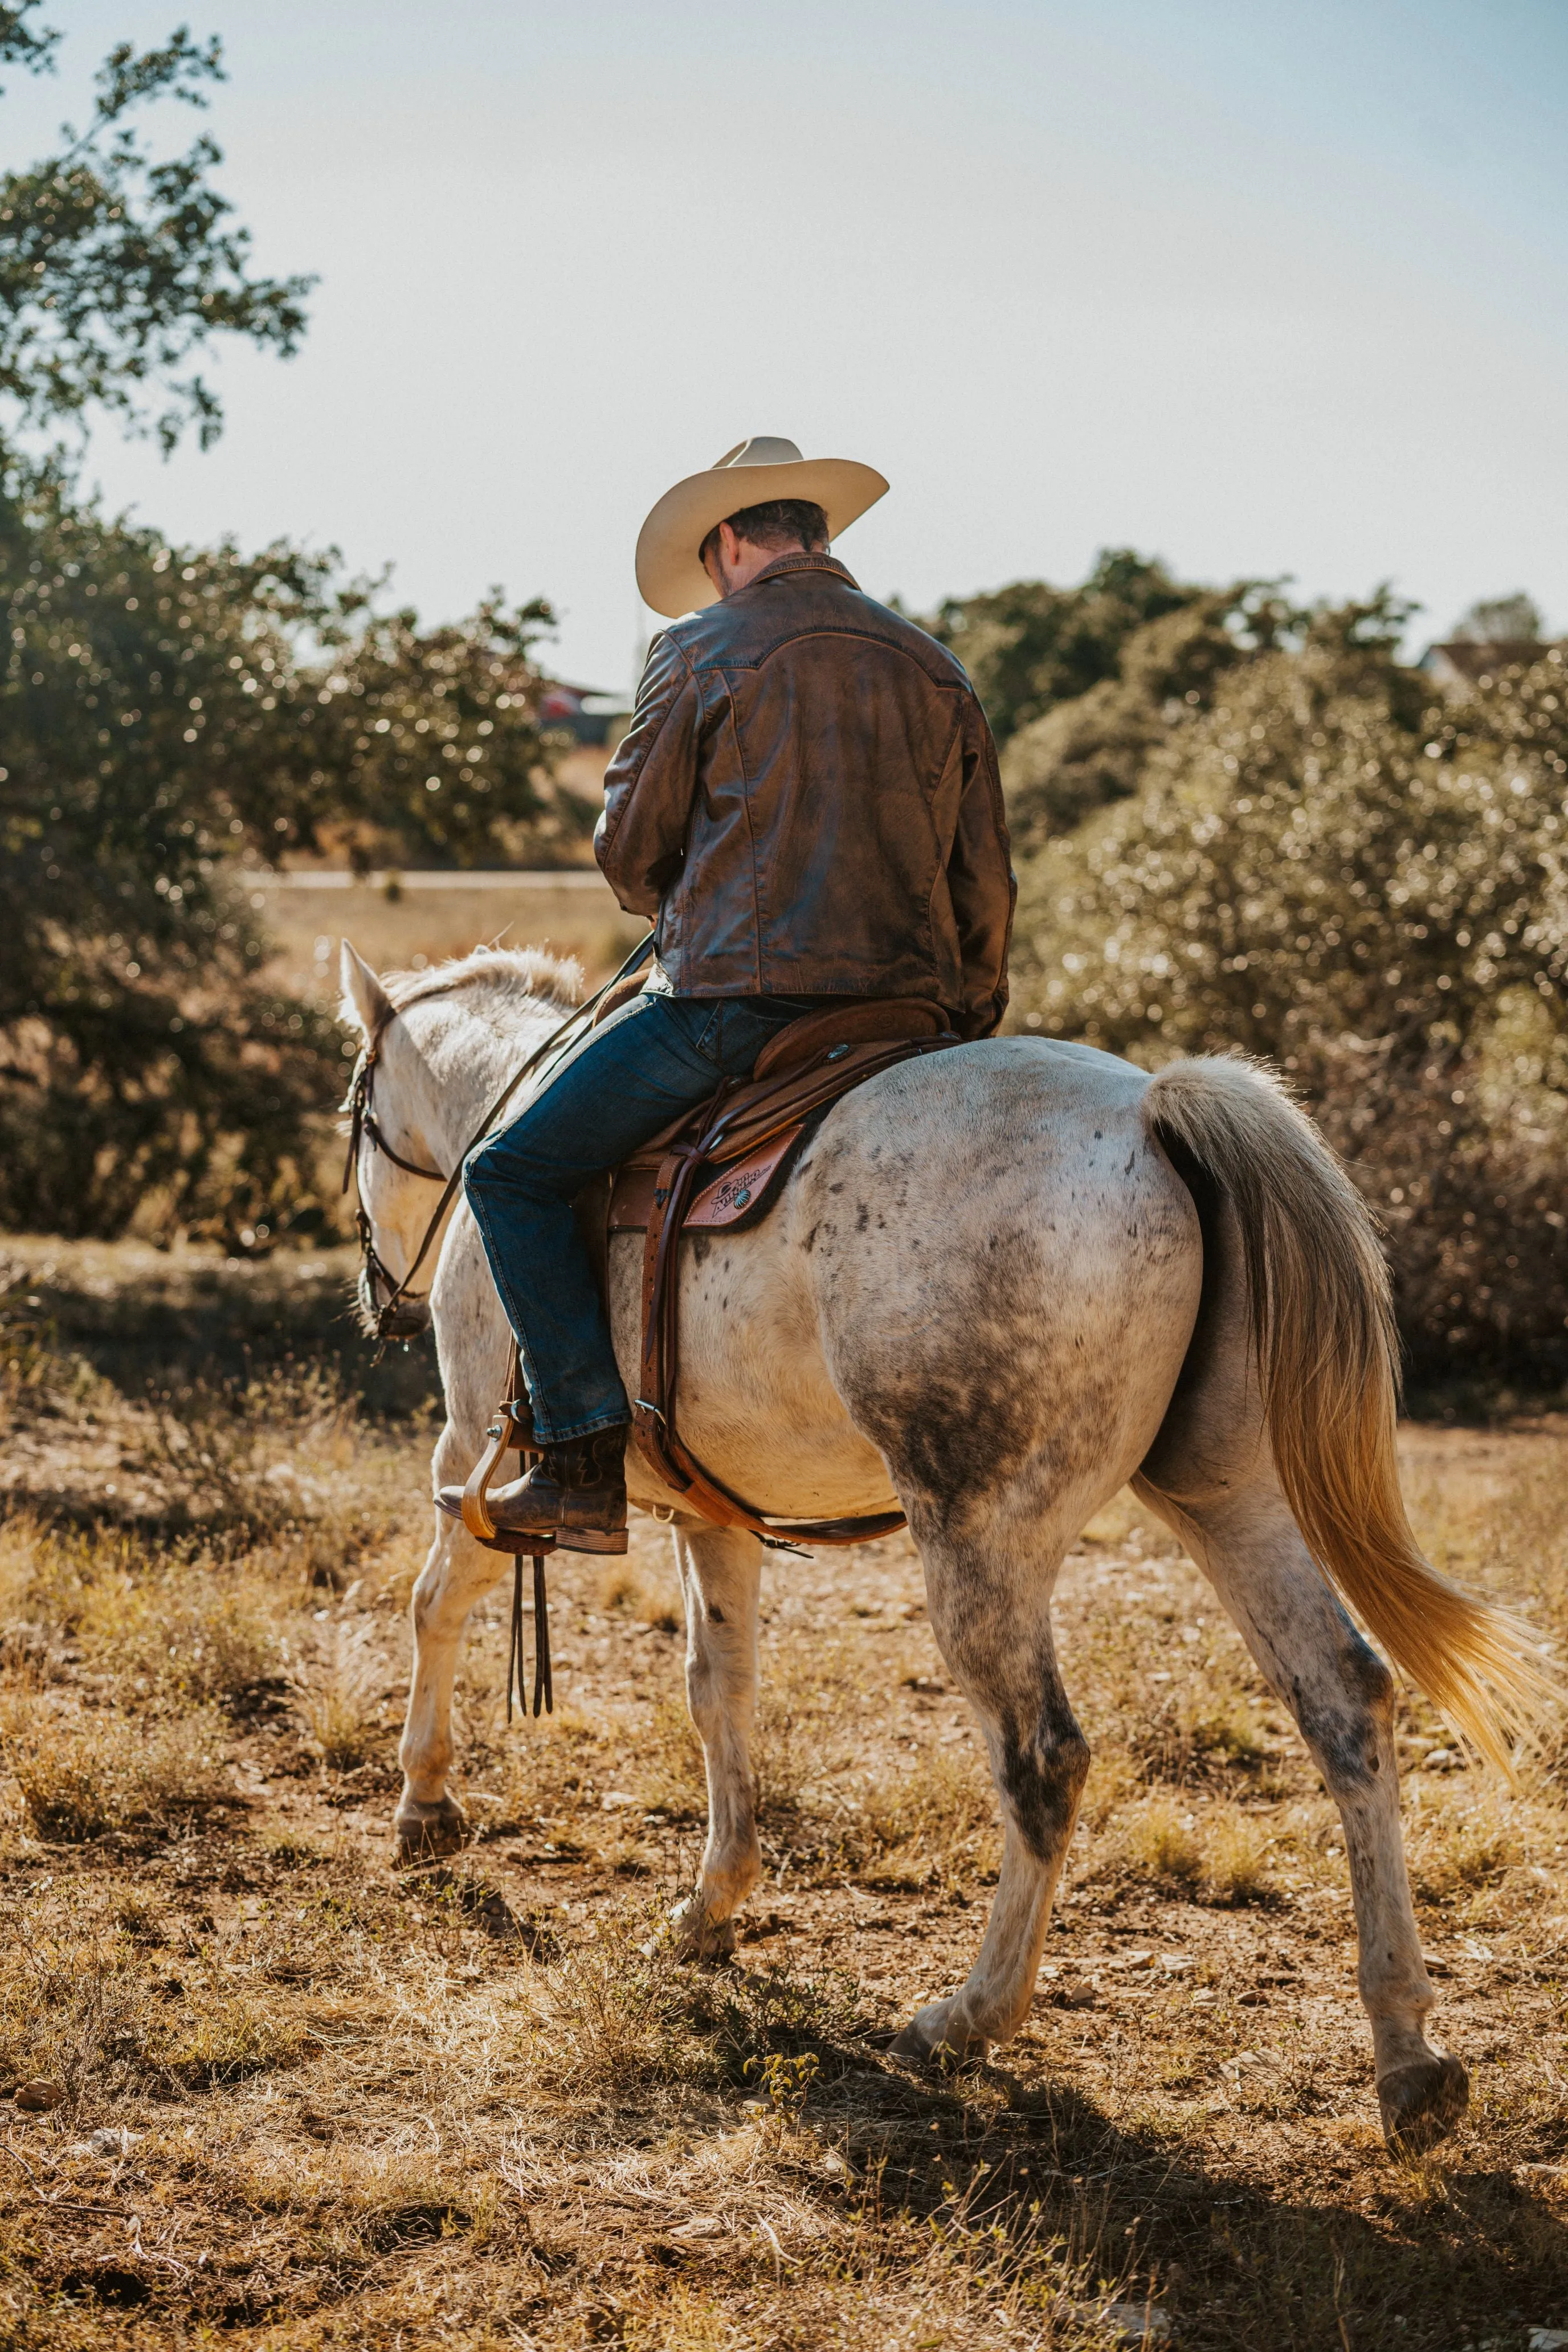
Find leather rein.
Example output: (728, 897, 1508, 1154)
(342, 935, 655, 1344)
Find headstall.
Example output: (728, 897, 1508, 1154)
(341, 934, 654, 1345)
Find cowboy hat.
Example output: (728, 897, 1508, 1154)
(635, 435, 889, 618)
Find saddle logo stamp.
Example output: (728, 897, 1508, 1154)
(710, 1159, 768, 1215)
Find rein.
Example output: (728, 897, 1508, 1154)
(344, 933, 655, 1343)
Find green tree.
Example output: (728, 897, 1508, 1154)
(0, 14, 565, 1240)
(1452, 592, 1545, 646)
(928, 549, 1204, 746)
(0, 5, 311, 455)
(0, 468, 565, 1239)
(997, 582, 1304, 846)
(303, 590, 568, 872)
(1009, 620, 1568, 1386)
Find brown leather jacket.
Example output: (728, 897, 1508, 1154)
(594, 553, 1015, 1037)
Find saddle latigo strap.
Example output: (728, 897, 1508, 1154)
(630, 1026, 962, 1550)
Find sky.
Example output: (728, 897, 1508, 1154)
(4, 0, 1566, 693)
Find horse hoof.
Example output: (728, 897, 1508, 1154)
(668, 1899, 737, 1962)
(393, 1796, 468, 1864)
(889, 2000, 990, 2067)
(1378, 2053, 1469, 2154)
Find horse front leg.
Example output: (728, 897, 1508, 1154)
(394, 1423, 512, 1861)
(667, 1524, 765, 1958)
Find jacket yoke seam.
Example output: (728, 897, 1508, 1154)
(696, 625, 969, 701)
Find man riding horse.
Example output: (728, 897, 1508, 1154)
(442, 436, 1015, 1553)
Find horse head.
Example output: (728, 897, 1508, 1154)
(338, 941, 448, 1341)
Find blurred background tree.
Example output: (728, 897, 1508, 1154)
(1452, 592, 1545, 645)
(992, 559, 1568, 1398)
(0, 7, 566, 1243)
(0, 7, 310, 452)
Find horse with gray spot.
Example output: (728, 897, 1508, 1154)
(340, 938, 1553, 2155)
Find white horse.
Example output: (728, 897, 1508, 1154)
(338, 940, 1550, 2154)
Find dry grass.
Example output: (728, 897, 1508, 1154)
(1, 1248, 1567, 2347)
(287, 1613, 396, 1772)
(2, 1693, 235, 1840)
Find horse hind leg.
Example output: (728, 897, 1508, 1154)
(667, 1525, 766, 1959)
(1135, 1465, 1466, 2153)
(892, 1508, 1089, 2061)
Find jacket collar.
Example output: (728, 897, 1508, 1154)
(747, 550, 861, 593)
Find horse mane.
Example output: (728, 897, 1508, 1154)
(383, 944, 582, 1020)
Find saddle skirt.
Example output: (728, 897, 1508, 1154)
(607, 1000, 952, 1235)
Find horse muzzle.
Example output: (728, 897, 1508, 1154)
(376, 1294, 432, 1342)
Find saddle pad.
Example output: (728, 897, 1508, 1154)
(607, 1120, 805, 1234)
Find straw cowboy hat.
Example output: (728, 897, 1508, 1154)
(635, 435, 889, 619)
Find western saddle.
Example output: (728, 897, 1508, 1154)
(456, 989, 963, 1564)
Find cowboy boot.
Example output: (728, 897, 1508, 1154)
(440, 1424, 630, 1555)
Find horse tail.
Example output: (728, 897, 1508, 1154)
(1141, 1052, 1557, 1776)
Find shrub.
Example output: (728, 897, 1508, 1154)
(1010, 627, 1568, 1387)
(850, 1746, 998, 1886)
(1113, 1794, 1202, 1887)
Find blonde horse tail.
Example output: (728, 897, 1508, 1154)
(1142, 1054, 1558, 1776)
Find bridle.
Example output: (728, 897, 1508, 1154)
(341, 1035, 450, 1340)
(342, 933, 655, 1344)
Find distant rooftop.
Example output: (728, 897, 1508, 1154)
(1418, 639, 1554, 694)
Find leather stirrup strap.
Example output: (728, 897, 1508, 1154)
(460, 1336, 542, 1540)
(632, 1138, 708, 1500)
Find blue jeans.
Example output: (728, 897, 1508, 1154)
(463, 993, 817, 1442)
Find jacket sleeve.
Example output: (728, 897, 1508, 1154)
(948, 695, 1016, 1038)
(594, 630, 703, 917)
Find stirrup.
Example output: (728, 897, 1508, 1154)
(460, 1400, 540, 1542)
(460, 1339, 541, 1543)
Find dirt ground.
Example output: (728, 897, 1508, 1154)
(1, 1240, 1566, 2350)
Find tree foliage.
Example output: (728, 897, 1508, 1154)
(0, 5, 312, 454)
(996, 584, 1313, 845)
(0, 16, 573, 1242)
(1453, 592, 1545, 646)
(928, 550, 1207, 745)
(1008, 615, 1568, 1388)
(304, 590, 566, 872)
(0, 467, 565, 1239)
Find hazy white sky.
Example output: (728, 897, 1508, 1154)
(6, 0, 1566, 691)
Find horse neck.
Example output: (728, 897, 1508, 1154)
(390, 990, 560, 1174)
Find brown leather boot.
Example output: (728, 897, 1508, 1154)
(440, 1424, 629, 1555)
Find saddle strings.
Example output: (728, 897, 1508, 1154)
(507, 1551, 554, 1722)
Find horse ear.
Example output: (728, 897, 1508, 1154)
(339, 940, 394, 1040)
